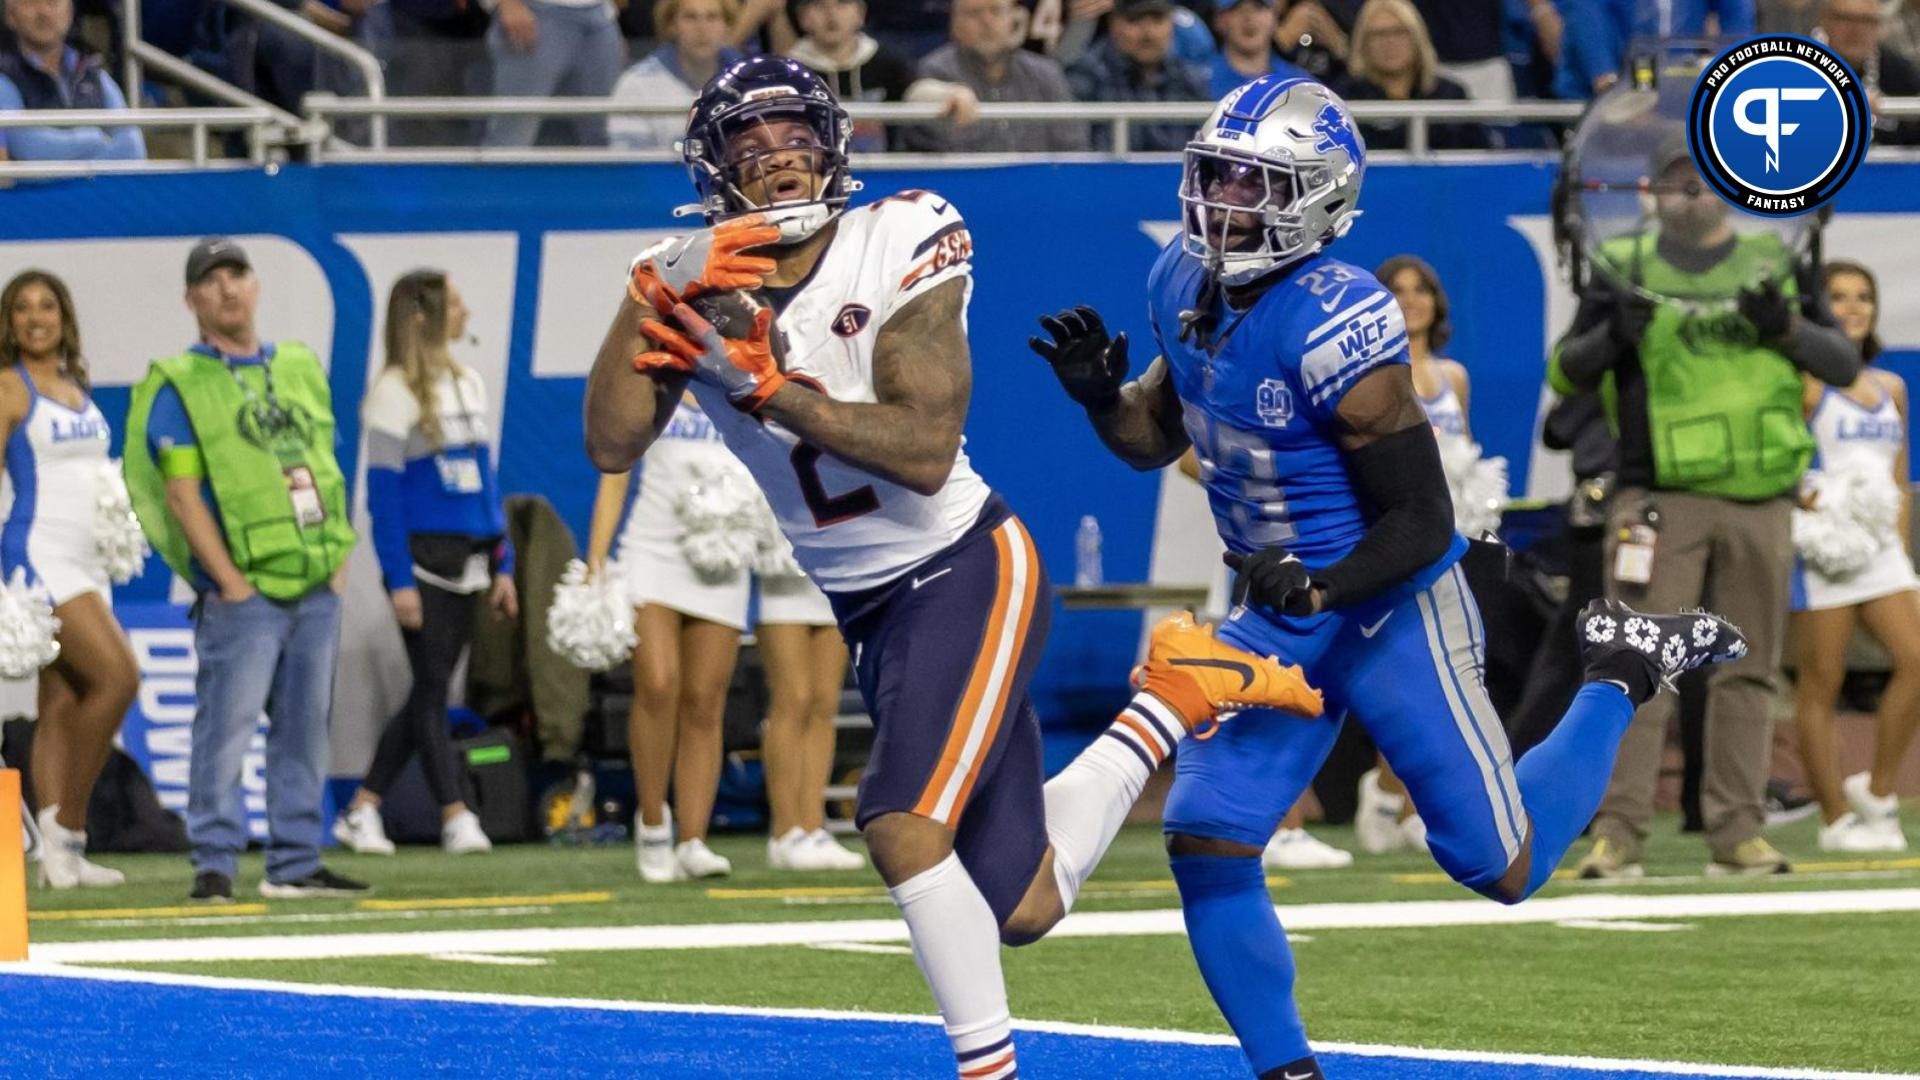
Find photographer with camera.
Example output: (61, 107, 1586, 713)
(1548, 140, 1861, 879)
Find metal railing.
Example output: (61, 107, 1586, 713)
(303, 95, 1608, 161)
(122, 0, 386, 150)
(0, 107, 281, 178)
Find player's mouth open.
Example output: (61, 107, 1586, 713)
(769, 174, 811, 201)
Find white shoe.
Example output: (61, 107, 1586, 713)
(675, 837, 733, 879)
(34, 806, 124, 889)
(1262, 827, 1354, 870)
(1399, 813, 1430, 854)
(441, 810, 493, 855)
(767, 826, 805, 870)
(635, 811, 685, 883)
(1355, 768, 1406, 854)
(1842, 772, 1908, 850)
(1818, 811, 1907, 853)
(799, 828, 867, 871)
(332, 804, 397, 856)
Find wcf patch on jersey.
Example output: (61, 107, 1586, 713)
(1256, 379, 1294, 428)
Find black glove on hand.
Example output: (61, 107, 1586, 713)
(1739, 277, 1794, 342)
(1031, 305, 1128, 410)
(1225, 549, 1318, 617)
(1608, 291, 1656, 349)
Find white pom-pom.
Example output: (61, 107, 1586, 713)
(1438, 434, 1508, 538)
(1794, 464, 1903, 579)
(676, 461, 762, 582)
(545, 559, 637, 671)
(746, 488, 806, 580)
(0, 568, 60, 678)
(95, 459, 149, 584)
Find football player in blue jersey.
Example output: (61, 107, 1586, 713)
(1031, 75, 1752, 1079)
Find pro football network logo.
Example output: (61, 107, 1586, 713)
(1687, 34, 1870, 216)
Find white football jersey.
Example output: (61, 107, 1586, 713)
(662, 193, 993, 593)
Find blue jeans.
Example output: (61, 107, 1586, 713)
(483, 0, 623, 147)
(188, 587, 342, 882)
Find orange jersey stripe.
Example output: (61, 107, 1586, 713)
(913, 526, 1018, 823)
(947, 518, 1043, 814)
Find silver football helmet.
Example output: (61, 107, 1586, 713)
(1180, 77, 1367, 286)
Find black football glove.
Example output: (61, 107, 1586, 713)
(1225, 549, 1319, 617)
(1608, 290, 1656, 349)
(1030, 305, 1128, 410)
(1738, 277, 1794, 342)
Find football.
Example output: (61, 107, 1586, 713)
(686, 288, 788, 368)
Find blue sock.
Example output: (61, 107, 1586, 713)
(1514, 682, 1638, 896)
(1170, 854, 1310, 1073)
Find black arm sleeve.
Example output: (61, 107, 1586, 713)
(1553, 285, 1627, 389)
(1780, 317, 1864, 387)
(1314, 423, 1458, 610)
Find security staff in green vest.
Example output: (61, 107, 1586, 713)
(123, 237, 368, 903)
(1548, 141, 1862, 881)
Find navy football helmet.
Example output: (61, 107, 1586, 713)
(678, 56, 859, 243)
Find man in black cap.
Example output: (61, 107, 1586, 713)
(1066, 0, 1211, 152)
(123, 238, 365, 903)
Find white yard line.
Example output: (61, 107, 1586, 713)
(21, 886, 1920, 966)
(427, 952, 552, 966)
(0, 963, 1910, 1080)
(54, 905, 557, 930)
(1554, 919, 1696, 932)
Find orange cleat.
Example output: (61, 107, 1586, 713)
(1135, 613, 1324, 738)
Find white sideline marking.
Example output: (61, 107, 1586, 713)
(0, 962, 1910, 1080)
(428, 952, 552, 967)
(26, 887, 1920, 966)
(807, 942, 914, 957)
(59, 905, 556, 930)
(1554, 919, 1695, 933)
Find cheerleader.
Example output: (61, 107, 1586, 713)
(335, 271, 515, 857)
(756, 560, 866, 872)
(1790, 260, 1917, 852)
(0, 270, 137, 888)
(588, 395, 745, 882)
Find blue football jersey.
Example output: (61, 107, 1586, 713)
(1147, 240, 1459, 576)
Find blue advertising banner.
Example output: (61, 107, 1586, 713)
(3, 161, 1916, 718)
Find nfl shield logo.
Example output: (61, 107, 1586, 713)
(1256, 379, 1293, 428)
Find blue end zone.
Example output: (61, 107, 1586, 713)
(0, 973, 1822, 1079)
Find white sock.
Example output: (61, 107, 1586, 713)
(889, 854, 1018, 1079)
(1042, 692, 1182, 913)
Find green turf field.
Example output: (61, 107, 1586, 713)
(25, 815, 1920, 1074)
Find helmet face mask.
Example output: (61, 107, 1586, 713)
(680, 58, 859, 243)
(1180, 77, 1364, 286)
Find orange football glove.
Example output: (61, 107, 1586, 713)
(627, 215, 781, 311)
(640, 302, 788, 413)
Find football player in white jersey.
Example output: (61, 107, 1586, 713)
(583, 56, 1323, 1078)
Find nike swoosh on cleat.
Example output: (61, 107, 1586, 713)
(1358, 612, 1392, 638)
(911, 567, 954, 589)
(1169, 657, 1254, 690)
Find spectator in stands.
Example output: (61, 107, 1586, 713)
(373, 0, 493, 146)
(915, 0, 1089, 152)
(1053, 1, 1220, 69)
(1207, 0, 1311, 98)
(1758, 0, 1817, 36)
(0, 270, 137, 890)
(1272, 0, 1350, 83)
(786, 0, 979, 152)
(1552, 0, 1627, 99)
(1410, 0, 1511, 101)
(124, 239, 364, 902)
(332, 271, 514, 859)
(610, 0, 744, 151)
(1886, 0, 1920, 64)
(1788, 259, 1920, 854)
(482, 0, 625, 147)
(865, 0, 949, 57)
(1821, 0, 1920, 146)
(1548, 141, 1862, 879)
(1339, 0, 1491, 150)
(0, 0, 144, 162)
(730, 0, 797, 51)
(1066, 0, 1210, 152)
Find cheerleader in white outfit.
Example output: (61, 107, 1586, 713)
(1790, 261, 1918, 853)
(0, 271, 137, 889)
(756, 544, 865, 872)
(589, 395, 747, 882)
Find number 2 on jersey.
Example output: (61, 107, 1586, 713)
(791, 443, 880, 527)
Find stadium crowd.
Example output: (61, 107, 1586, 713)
(6, 0, 1920, 157)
